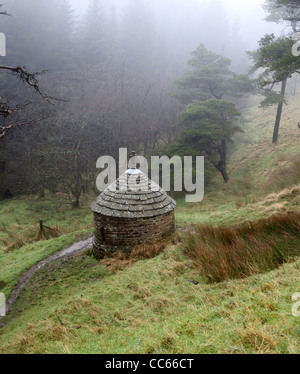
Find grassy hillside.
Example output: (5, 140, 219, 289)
(0, 93, 299, 354)
(0, 245, 299, 354)
(0, 195, 94, 300)
(176, 92, 300, 226)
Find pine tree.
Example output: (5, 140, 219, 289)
(77, 0, 108, 64)
(168, 99, 241, 183)
(120, 0, 157, 69)
(168, 45, 251, 183)
(248, 34, 300, 143)
(54, 0, 76, 69)
(248, 1, 300, 143)
(175, 44, 253, 105)
(264, 0, 300, 31)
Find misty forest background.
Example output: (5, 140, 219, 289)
(1, 0, 300, 354)
(0, 0, 296, 205)
(0, 0, 264, 204)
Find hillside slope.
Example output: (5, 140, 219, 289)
(176, 91, 300, 226)
(0, 93, 299, 354)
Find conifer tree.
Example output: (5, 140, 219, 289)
(120, 0, 157, 69)
(168, 45, 251, 183)
(248, 0, 300, 143)
(78, 0, 108, 64)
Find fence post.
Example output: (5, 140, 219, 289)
(39, 220, 45, 236)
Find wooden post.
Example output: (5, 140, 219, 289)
(39, 220, 45, 238)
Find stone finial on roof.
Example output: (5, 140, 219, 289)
(128, 150, 137, 170)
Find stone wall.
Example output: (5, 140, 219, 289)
(92, 211, 175, 259)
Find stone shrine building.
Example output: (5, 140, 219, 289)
(90, 165, 176, 259)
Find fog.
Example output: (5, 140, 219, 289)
(70, 0, 282, 58)
(0, 0, 288, 197)
(1, 2, 299, 353)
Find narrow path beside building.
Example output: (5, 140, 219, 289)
(0, 236, 93, 327)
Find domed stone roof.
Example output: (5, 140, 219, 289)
(90, 169, 176, 219)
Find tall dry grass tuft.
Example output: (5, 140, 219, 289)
(183, 213, 300, 283)
(130, 231, 180, 260)
(99, 232, 180, 273)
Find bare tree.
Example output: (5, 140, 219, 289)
(0, 5, 59, 137)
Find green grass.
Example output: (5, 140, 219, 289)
(0, 229, 93, 299)
(0, 91, 300, 353)
(0, 244, 299, 353)
(0, 193, 94, 248)
(0, 192, 95, 299)
(175, 90, 300, 226)
(175, 182, 300, 226)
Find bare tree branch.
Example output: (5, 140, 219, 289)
(0, 65, 67, 137)
(0, 65, 57, 104)
(0, 116, 46, 138)
(0, 4, 11, 16)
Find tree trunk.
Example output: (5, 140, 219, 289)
(272, 77, 287, 144)
(215, 139, 229, 183)
(215, 161, 230, 183)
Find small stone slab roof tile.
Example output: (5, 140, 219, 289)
(91, 171, 176, 218)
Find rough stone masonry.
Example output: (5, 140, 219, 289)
(90, 168, 176, 259)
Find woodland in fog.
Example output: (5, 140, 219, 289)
(0, 0, 296, 204)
